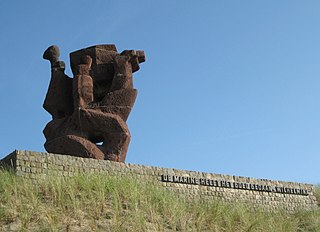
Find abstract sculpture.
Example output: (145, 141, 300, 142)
(43, 44, 145, 162)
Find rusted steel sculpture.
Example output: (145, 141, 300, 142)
(43, 44, 145, 162)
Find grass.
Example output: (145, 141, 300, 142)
(0, 168, 319, 232)
(315, 185, 320, 206)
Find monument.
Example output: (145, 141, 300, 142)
(42, 45, 146, 162)
(0, 44, 317, 213)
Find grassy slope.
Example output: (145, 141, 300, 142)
(0, 169, 319, 232)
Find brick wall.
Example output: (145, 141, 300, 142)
(1, 150, 318, 212)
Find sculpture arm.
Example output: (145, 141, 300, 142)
(43, 45, 73, 119)
(110, 50, 146, 92)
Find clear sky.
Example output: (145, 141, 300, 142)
(0, 1, 319, 184)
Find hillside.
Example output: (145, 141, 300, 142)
(0, 169, 319, 231)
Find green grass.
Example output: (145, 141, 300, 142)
(0, 169, 319, 232)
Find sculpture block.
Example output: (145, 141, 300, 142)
(43, 44, 146, 162)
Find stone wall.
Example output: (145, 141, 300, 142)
(1, 150, 318, 212)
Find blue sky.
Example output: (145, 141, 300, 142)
(0, 1, 319, 184)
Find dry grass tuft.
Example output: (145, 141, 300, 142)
(0, 169, 319, 231)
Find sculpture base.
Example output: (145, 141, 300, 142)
(1, 150, 318, 213)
